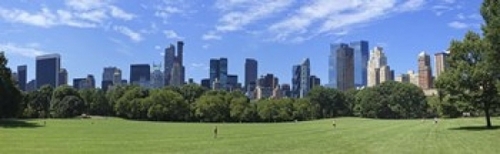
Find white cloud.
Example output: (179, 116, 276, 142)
(448, 21, 468, 29)
(109, 5, 135, 20)
(0, 7, 57, 28)
(214, 0, 293, 32)
(442, 0, 456, 4)
(268, 0, 424, 42)
(113, 26, 143, 42)
(396, 0, 425, 12)
(163, 30, 184, 40)
(0, 43, 50, 58)
(202, 44, 210, 49)
(155, 45, 161, 50)
(65, 0, 108, 11)
(202, 31, 222, 40)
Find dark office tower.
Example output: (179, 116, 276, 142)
(244, 58, 258, 90)
(130, 64, 151, 86)
(102, 67, 118, 91)
(36, 54, 60, 89)
(26, 79, 36, 92)
(281, 84, 291, 98)
(17, 65, 27, 91)
(292, 65, 301, 98)
(164, 44, 175, 86)
(201, 78, 211, 89)
(177, 41, 185, 85)
(209, 58, 228, 90)
(73, 78, 86, 90)
(227, 74, 238, 91)
(309, 75, 321, 89)
(350, 41, 369, 88)
(300, 58, 311, 98)
(58, 68, 68, 86)
(329, 44, 355, 91)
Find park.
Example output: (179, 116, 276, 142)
(1, 117, 500, 154)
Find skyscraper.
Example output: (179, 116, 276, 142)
(112, 69, 122, 86)
(418, 51, 433, 89)
(17, 65, 27, 91)
(330, 44, 355, 91)
(58, 68, 68, 86)
(292, 65, 301, 98)
(130, 64, 151, 86)
(164, 44, 175, 86)
(164, 41, 185, 87)
(300, 58, 311, 98)
(435, 51, 449, 79)
(367, 47, 391, 87)
(209, 58, 228, 90)
(350, 41, 369, 88)
(201, 78, 210, 89)
(151, 63, 164, 89)
(309, 75, 321, 89)
(245, 58, 258, 91)
(170, 62, 182, 87)
(227, 74, 239, 91)
(36, 54, 60, 89)
(102, 67, 118, 91)
(73, 78, 86, 90)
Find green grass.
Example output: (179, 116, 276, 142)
(1, 117, 500, 154)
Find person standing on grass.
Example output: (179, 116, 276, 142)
(213, 126, 218, 139)
(332, 120, 336, 128)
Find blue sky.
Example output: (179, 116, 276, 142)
(1, 0, 483, 87)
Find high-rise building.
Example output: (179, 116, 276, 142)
(418, 52, 433, 89)
(130, 64, 151, 86)
(82, 74, 96, 89)
(209, 58, 228, 90)
(408, 70, 419, 86)
(58, 68, 68, 86)
(102, 67, 118, 91)
(330, 44, 355, 91)
(300, 58, 311, 98)
(164, 44, 175, 86)
(292, 65, 301, 98)
(151, 63, 164, 89)
(177, 41, 185, 84)
(395, 73, 410, 83)
(350, 41, 369, 88)
(367, 47, 391, 87)
(163, 41, 185, 86)
(227, 74, 238, 91)
(73, 78, 86, 90)
(17, 65, 27, 91)
(309, 75, 321, 89)
(170, 62, 182, 87)
(113, 69, 122, 86)
(201, 78, 210, 89)
(244, 58, 258, 90)
(26, 79, 36, 92)
(281, 84, 291, 98)
(435, 51, 449, 79)
(36, 54, 60, 89)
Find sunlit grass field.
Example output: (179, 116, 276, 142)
(1, 117, 499, 154)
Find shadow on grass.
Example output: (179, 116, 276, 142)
(0, 119, 43, 128)
(449, 126, 500, 131)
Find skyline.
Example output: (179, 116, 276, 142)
(1, 0, 483, 86)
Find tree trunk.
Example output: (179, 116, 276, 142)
(485, 103, 492, 128)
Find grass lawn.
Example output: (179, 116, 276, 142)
(1, 117, 499, 154)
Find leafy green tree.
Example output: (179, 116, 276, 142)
(229, 95, 252, 122)
(0, 52, 22, 118)
(145, 89, 188, 121)
(308, 86, 349, 118)
(194, 91, 230, 122)
(114, 86, 148, 119)
(292, 98, 318, 120)
(50, 86, 85, 118)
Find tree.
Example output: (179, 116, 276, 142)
(292, 98, 318, 120)
(50, 86, 85, 118)
(0, 52, 22, 118)
(194, 92, 230, 122)
(145, 89, 188, 121)
(308, 86, 349, 118)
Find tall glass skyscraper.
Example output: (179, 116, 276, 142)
(244, 58, 258, 91)
(130, 64, 151, 86)
(292, 65, 301, 98)
(350, 41, 369, 88)
(17, 65, 27, 91)
(329, 43, 355, 91)
(36, 54, 60, 89)
(209, 58, 228, 90)
(300, 58, 310, 98)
